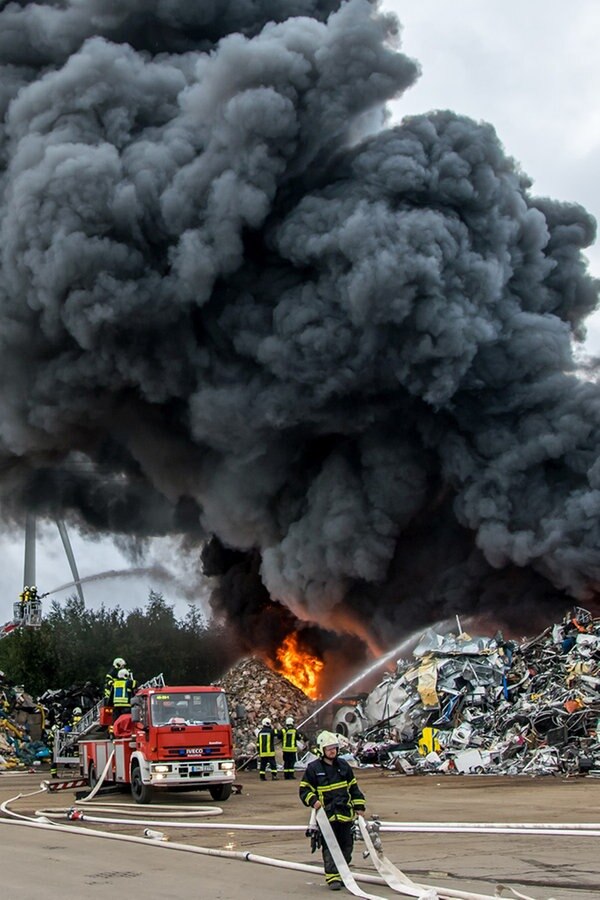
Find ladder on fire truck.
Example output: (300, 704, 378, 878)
(53, 673, 165, 765)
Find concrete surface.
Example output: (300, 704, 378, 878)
(0, 767, 598, 899)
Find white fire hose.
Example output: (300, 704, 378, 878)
(378, 820, 600, 838)
(0, 778, 567, 900)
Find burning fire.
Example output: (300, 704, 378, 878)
(274, 633, 324, 700)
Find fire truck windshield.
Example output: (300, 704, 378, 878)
(150, 691, 230, 727)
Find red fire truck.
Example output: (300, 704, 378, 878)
(78, 684, 236, 804)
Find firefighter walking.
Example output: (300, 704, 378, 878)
(280, 716, 298, 780)
(257, 717, 278, 781)
(299, 731, 366, 891)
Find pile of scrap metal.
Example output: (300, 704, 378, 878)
(331, 607, 600, 776)
(38, 681, 99, 732)
(0, 676, 50, 769)
(0, 678, 101, 770)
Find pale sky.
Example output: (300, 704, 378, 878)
(1, 1, 599, 626)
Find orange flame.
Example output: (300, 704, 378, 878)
(274, 633, 324, 700)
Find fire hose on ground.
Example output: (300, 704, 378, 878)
(0, 769, 580, 900)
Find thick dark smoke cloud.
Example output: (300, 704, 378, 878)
(0, 0, 599, 657)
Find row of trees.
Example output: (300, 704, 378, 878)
(0, 591, 241, 696)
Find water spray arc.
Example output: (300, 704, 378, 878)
(23, 514, 85, 604)
(298, 622, 447, 731)
(42, 565, 171, 599)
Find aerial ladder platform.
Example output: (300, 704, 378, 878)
(1, 590, 43, 640)
(54, 673, 165, 765)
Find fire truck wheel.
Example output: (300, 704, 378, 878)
(88, 763, 98, 788)
(131, 764, 154, 804)
(209, 783, 232, 802)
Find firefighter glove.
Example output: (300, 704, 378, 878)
(305, 826, 322, 853)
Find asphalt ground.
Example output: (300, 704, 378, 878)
(0, 766, 598, 899)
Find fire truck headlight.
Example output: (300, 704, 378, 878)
(219, 762, 235, 771)
(152, 764, 171, 773)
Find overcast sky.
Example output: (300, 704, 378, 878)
(1, 0, 599, 626)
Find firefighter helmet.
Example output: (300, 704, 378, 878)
(113, 657, 126, 669)
(261, 717, 271, 726)
(72, 707, 82, 715)
(316, 731, 341, 753)
(117, 668, 129, 679)
(285, 716, 294, 725)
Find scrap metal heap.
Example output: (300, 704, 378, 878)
(0, 680, 50, 769)
(337, 607, 600, 776)
(0, 677, 101, 771)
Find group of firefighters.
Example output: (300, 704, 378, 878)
(256, 715, 301, 780)
(257, 718, 367, 890)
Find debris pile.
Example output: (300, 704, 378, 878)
(0, 680, 50, 769)
(216, 657, 316, 761)
(333, 608, 600, 776)
(0, 675, 102, 770)
(38, 682, 100, 732)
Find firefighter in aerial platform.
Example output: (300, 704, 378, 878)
(299, 731, 366, 892)
(257, 717, 278, 781)
(14, 586, 29, 623)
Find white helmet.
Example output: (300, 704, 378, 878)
(113, 657, 126, 669)
(316, 731, 341, 753)
(261, 717, 271, 727)
(117, 668, 129, 679)
(72, 707, 82, 715)
(285, 716, 294, 725)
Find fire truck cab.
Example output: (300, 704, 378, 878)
(79, 685, 236, 804)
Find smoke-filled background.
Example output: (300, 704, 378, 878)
(0, 0, 599, 673)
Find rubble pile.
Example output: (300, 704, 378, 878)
(0, 676, 100, 771)
(216, 657, 316, 760)
(0, 681, 50, 769)
(38, 682, 100, 731)
(338, 608, 600, 776)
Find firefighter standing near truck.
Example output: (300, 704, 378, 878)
(299, 731, 366, 891)
(110, 668, 136, 727)
(104, 657, 126, 704)
(257, 717, 278, 781)
(279, 716, 299, 780)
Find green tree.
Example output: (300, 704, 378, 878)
(0, 590, 238, 696)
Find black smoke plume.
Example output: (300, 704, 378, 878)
(0, 1, 598, 662)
